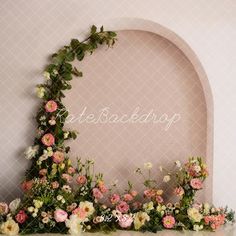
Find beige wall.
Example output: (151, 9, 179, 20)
(0, 0, 235, 209)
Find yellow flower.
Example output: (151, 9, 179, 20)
(1, 219, 19, 235)
(36, 87, 45, 98)
(33, 200, 43, 209)
(143, 201, 154, 212)
(79, 201, 95, 217)
(134, 211, 150, 230)
(188, 208, 203, 223)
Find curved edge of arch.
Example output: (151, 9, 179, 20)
(95, 17, 214, 202)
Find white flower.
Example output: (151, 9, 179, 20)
(133, 211, 150, 230)
(43, 71, 51, 80)
(36, 86, 46, 98)
(42, 216, 49, 224)
(66, 214, 83, 235)
(62, 185, 72, 193)
(144, 162, 153, 170)
(0, 219, 19, 235)
(79, 201, 95, 217)
(175, 160, 181, 168)
(193, 224, 203, 231)
(159, 166, 163, 172)
(203, 203, 210, 214)
(53, 69, 58, 75)
(27, 206, 34, 213)
(24, 145, 39, 160)
(57, 195, 63, 201)
(49, 119, 56, 126)
(9, 198, 21, 213)
(64, 132, 70, 139)
(143, 201, 154, 212)
(194, 165, 201, 172)
(163, 175, 171, 183)
(39, 154, 49, 162)
(188, 208, 203, 223)
(32, 212, 37, 218)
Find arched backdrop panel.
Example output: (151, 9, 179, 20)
(64, 30, 211, 202)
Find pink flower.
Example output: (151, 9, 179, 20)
(92, 188, 103, 199)
(76, 175, 87, 185)
(190, 178, 203, 190)
(132, 201, 142, 210)
(123, 194, 133, 202)
(0, 202, 8, 215)
(156, 195, 164, 204)
(98, 182, 108, 193)
(68, 167, 76, 175)
(118, 214, 133, 228)
(144, 189, 156, 198)
(52, 151, 64, 164)
(162, 215, 176, 229)
(62, 174, 73, 183)
(41, 133, 55, 146)
(51, 181, 59, 189)
(39, 169, 47, 176)
(174, 187, 184, 197)
(204, 214, 225, 231)
(15, 210, 28, 224)
(54, 209, 68, 222)
(72, 207, 87, 221)
(116, 201, 130, 213)
(45, 100, 58, 113)
(110, 194, 120, 205)
(130, 190, 138, 197)
(21, 180, 33, 192)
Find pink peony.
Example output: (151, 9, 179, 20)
(51, 181, 59, 189)
(54, 209, 68, 222)
(62, 174, 73, 183)
(162, 215, 176, 229)
(116, 201, 130, 213)
(21, 180, 33, 192)
(174, 186, 185, 196)
(190, 178, 203, 190)
(118, 214, 133, 228)
(144, 189, 156, 198)
(67, 167, 76, 175)
(41, 133, 55, 146)
(52, 151, 64, 164)
(110, 194, 120, 205)
(15, 210, 28, 224)
(0, 202, 8, 215)
(39, 169, 47, 176)
(123, 194, 133, 202)
(76, 175, 87, 185)
(45, 100, 58, 113)
(92, 188, 103, 199)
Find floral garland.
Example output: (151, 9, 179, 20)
(0, 26, 234, 235)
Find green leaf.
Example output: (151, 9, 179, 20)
(65, 51, 75, 62)
(70, 39, 80, 50)
(91, 25, 97, 34)
(72, 67, 83, 77)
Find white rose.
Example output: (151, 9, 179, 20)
(9, 198, 21, 213)
(163, 175, 171, 183)
(144, 162, 153, 170)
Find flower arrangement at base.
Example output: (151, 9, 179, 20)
(0, 25, 234, 235)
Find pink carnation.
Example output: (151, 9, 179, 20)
(15, 210, 28, 224)
(162, 215, 176, 229)
(41, 133, 55, 146)
(116, 201, 129, 213)
(123, 194, 133, 202)
(92, 188, 103, 199)
(118, 214, 133, 228)
(54, 209, 68, 222)
(174, 186, 185, 196)
(110, 194, 120, 205)
(52, 151, 64, 164)
(0, 202, 9, 215)
(190, 178, 203, 190)
(45, 100, 58, 113)
(76, 175, 87, 185)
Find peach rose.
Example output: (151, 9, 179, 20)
(21, 180, 33, 192)
(41, 133, 55, 146)
(190, 178, 203, 190)
(76, 175, 87, 185)
(52, 151, 64, 164)
(45, 100, 58, 113)
(123, 194, 133, 202)
(62, 174, 73, 183)
(67, 167, 76, 175)
(51, 181, 59, 189)
(174, 186, 185, 196)
(0, 202, 8, 215)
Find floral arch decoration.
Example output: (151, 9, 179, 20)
(0, 25, 234, 235)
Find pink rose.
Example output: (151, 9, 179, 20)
(190, 178, 203, 190)
(118, 214, 133, 228)
(0, 202, 8, 215)
(62, 174, 73, 183)
(174, 187, 184, 196)
(162, 215, 176, 229)
(144, 189, 156, 198)
(15, 210, 28, 224)
(116, 201, 129, 213)
(76, 175, 87, 185)
(130, 190, 138, 197)
(98, 182, 108, 193)
(156, 195, 164, 204)
(54, 209, 68, 222)
(92, 188, 103, 199)
(52, 151, 64, 164)
(123, 194, 133, 202)
(45, 100, 58, 113)
(41, 133, 55, 146)
(110, 194, 120, 205)
(51, 181, 59, 189)
(21, 180, 33, 192)
(39, 169, 47, 176)
(67, 167, 76, 175)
